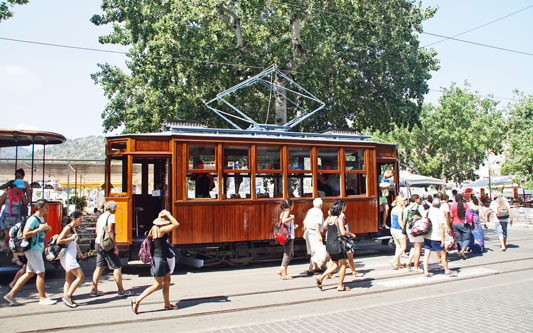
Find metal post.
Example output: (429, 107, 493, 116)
(487, 150, 493, 200)
(42, 145, 46, 199)
(66, 162, 70, 215)
(15, 146, 18, 171)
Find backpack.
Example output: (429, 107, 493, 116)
(138, 227, 155, 264)
(410, 217, 432, 237)
(406, 204, 421, 229)
(44, 234, 66, 261)
(8, 216, 32, 255)
(497, 205, 510, 219)
(273, 220, 290, 245)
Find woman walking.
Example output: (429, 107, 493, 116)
(131, 210, 180, 314)
(450, 193, 471, 259)
(488, 197, 513, 251)
(339, 200, 364, 278)
(278, 199, 295, 280)
(468, 194, 486, 253)
(57, 212, 85, 308)
(390, 195, 407, 269)
(316, 201, 350, 292)
(404, 194, 425, 272)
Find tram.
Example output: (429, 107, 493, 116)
(104, 121, 399, 266)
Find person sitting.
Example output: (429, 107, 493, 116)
(191, 160, 215, 198)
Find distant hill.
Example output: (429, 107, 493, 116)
(0, 136, 106, 160)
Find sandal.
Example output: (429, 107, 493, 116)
(280, 275, 293, 280)
(306, 270, 315, 276)
(337, 286, 350, 292)
(130, 299, 139, 315)
(164, 304, 178, 310)
(353, 272, 364, 277)
(315, 278, 323, 290)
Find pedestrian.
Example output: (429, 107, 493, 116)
(423, 199, 451, 277)
(316, 201, 350, 292)
(0, 179, 30, 264)
(450, 193, 471, 259)
(404, 194, 425, 272)
(131, 210, 180, 314)
(390, 194, 407, 269)
(303, 198, 325, 275)
(91, 201, 133, 297)
(57, 212, 85, 308)
(3, 199, 56, 306)
(339, 200, 364, 277)
(467, 193, 486, 253)
(277, 199, 295, 280)
(487, 196, 513, 251)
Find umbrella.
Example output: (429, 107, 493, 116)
(30, 182, 41, 189)
(44, 184, 54, 190)
(465, 175, 514, 188)
(399, 171, 445, 188)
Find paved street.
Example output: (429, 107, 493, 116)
(1, 226, 532, 332)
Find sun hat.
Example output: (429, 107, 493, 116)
(153, 217, 170, 226)
(13, 179, 25, 189)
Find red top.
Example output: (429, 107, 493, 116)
(450, 202, 467, 224)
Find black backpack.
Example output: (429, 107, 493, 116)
(497, 205, 510, 219)
(406, 204, 421, 228)
(9, 216, 32, 254)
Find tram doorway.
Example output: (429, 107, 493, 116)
(131, 158, 171, 241)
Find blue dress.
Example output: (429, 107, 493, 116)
(469, 209, 485, 253)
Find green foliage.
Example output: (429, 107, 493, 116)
(68, 195, 87, 212)
(371, 83, 504, 183)
(502, 92, 533, 189)
(91, 0, 439, 134)
(0, 0, 28, 21)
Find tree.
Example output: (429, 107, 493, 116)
(91, 0, 439, 134)
(371, 84, 504, 183)
(0, 0, 28, 21)
(502, 92, 533, 189)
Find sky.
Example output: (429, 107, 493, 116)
(1, 0, 532, 139)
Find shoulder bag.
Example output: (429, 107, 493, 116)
(101, 214, 115, 251)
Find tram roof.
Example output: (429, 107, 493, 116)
(107, 127, 395, 146)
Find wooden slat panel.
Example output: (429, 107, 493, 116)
(135, 140, 169, 152)
(344, 198, 378, 233)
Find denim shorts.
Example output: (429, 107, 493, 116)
(423, 238, 444, 251)
(496, 221, 509, 238)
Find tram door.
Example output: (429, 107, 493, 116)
(131, 158, 171, 241)
(377, 163, 396, 228)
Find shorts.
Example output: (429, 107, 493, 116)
(423, 239, 444, 251)
(151, 256, 170, 277)
(25, 249, 45, 274)
(95, 243, 121, 270)
(408, 233, 424, 243)
(391, 228, 406, 240)
(496, 221, 509, 238)
(329, 252, 347, 262)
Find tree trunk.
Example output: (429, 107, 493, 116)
(274, 75, 287, 126)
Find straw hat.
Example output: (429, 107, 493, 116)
(153, 217, 170, 226)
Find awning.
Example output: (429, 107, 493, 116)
(399, 171, 445, 187)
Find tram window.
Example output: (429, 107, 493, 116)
(224, 146, 249, 170)
(317, 172, 341, 197)
(110, 141, 127, 153)
(187, 173, 218, 199)
(110, 156, 126, 193)
(256, 173, 283, 198)
(288, 173, 313, 198)
(223, 173, 251, 199)
(132, 163, 143, 194)
(288, 148, 311, 171)
(256, 146, 281, 170)
(317, 148, 339, 170)
(345, 173, 367, 195)
(345, 150, 365, 170)
(189, 145, 216, 170)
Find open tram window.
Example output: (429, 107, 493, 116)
(317, 148, 340, 197)
(110, 155, 127, 194)
(288, 147, 313, 197)
(187, 144, 218, 199)
(345, 149, 367, 196)
(223, 145, 251, 199)
(256, 146, 283, 198)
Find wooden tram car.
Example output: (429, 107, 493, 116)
(104, 123, 398, 266)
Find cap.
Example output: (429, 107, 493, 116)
(153, 217, 170, 226)
(13, 179, 25, 189)
(463, 188, 474, 194)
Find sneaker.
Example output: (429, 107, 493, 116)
(445, 271, 458, 277)
(117, 290, 133, 297)
(62, 297, 77, 308)
(90, 290, 104, 297)
(39, 298, 57, 305)
(3, 294, 20, 306)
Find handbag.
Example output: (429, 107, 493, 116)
(465, 205, 474, 225)
(101, 214, 114, 251)
(3, 203, 23, 229)
(335, 218, 353, 253)
(273, 219, 290, 245)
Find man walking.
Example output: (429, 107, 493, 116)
(91, 201, 132, 297)
(3, 199, 56, 306)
